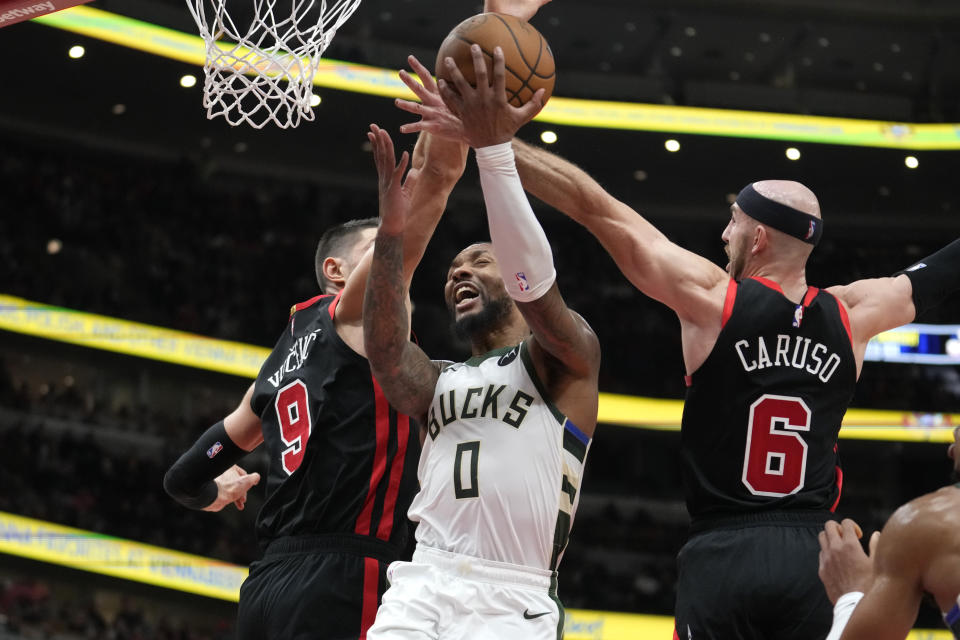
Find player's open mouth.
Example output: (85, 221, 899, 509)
(454, 283, 480, 311)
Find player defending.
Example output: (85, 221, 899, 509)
(397, 47, 960, 640)
(362, 51, 600, 640)
(817, 425, 960, 640)
(162, 128, 466, 640)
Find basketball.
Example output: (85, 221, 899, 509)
(435, 13, 556, 108)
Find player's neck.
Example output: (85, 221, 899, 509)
(469, 319, 530, 356)
(743, 262, 809, 303)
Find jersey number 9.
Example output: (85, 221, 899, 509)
(275, 379, 313, 475)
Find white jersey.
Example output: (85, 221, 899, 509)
(408, 341, 591, 571)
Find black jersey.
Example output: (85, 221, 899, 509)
(250, 292, 420, 550)
(681, 277, 857, 522)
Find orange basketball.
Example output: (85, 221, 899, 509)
(435, 13, 555, 108)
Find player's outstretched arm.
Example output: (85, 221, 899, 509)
(511, 137, 727, 323)
(335, 122, 467, 324)
(163, 382, 262, 512)
(362, 126, 441, 419)
(828, 237, 960, 364)
(819, 511, 929, 640)
(444, 44, 600, 433)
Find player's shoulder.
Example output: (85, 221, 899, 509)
(886, 485, 960, 544)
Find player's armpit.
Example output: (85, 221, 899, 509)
(827, 275, 915, 351)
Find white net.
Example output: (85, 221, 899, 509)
(186, 0, 362, 129)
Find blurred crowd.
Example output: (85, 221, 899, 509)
(0, 573, 233, 640)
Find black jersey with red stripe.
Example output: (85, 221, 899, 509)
(250, 292, 420, 550)
(681, 277, 857, 522)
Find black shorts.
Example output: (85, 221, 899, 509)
(238, 534, 399, 640)
(674, 512, 833, 640)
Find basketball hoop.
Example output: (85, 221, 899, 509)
(186, 0, 362, 129)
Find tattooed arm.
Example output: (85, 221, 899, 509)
(363, 126, 441, 419)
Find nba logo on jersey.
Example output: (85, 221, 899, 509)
(515, 272, 530, 292)
(207, 441, 224, 458)
(793, 304, 804, 328)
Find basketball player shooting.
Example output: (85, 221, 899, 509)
(398, 45, 960, 640)
(162, 128, 466, 640)
(817, 425, 960, 640)
(361, 50, 600, 640)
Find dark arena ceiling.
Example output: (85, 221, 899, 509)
(2, 0, 960, 230)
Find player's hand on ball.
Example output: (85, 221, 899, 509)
(368, 124, 420, 235)
(205, 465, 261, 512)
(817, 518, 879, 603)
(437, 44, 545, 148)
(395, 55, 467, 142)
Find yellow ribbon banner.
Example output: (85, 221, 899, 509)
(32, 6, 960, 149)
(564, 609, 953, 640)
(2, 293, 957, 442)
(0, 294, 269, 378)
(0, 511, 247, 601)
(0, 511, 950, 638)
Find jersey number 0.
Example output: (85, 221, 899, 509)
(741, 394, 811, 497)
(275, 379, 313, 475)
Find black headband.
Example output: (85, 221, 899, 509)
(735, 183, 823, 245)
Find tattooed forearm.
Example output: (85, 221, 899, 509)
(365, 229, 407, 367)
(364, 229, 439, 417)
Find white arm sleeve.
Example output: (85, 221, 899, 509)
(825, 591, 864, 640)
(475, 142, 556, 303)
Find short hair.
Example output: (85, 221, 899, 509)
(314, 218, 379, 291)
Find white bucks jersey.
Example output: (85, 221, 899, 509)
(408, 341, 591, 571)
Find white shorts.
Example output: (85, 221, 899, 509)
(367, 546, 563, 640)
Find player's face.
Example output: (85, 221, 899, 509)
(721, 205, 751, 279)
(444, 243, 512, 338)
(341, 227, 378, 280)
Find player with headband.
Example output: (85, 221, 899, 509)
(396, 69, 960, 637)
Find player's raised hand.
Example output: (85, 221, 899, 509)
(204, 465, 260, 512)
(395, 55, 467, 142)
(438, 44, 545, 148)
(483, 0, 552, 22)
(817, 518, 878, 603)
(368, 124, 420, 235)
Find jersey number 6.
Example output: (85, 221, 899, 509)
(741, 394, 811, 497)
(275, 379, 312, 475)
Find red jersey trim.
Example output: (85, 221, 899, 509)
(721, 279, 738, 329)
(358, 557, 379, 639)
(831, 465, 844, 512)
(376, 413, 410, 540)
(833, 296, 854, 346)
(328, 289, 344, 321)
(288, 293, 332, 318)
(354, 375, 390, 537)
